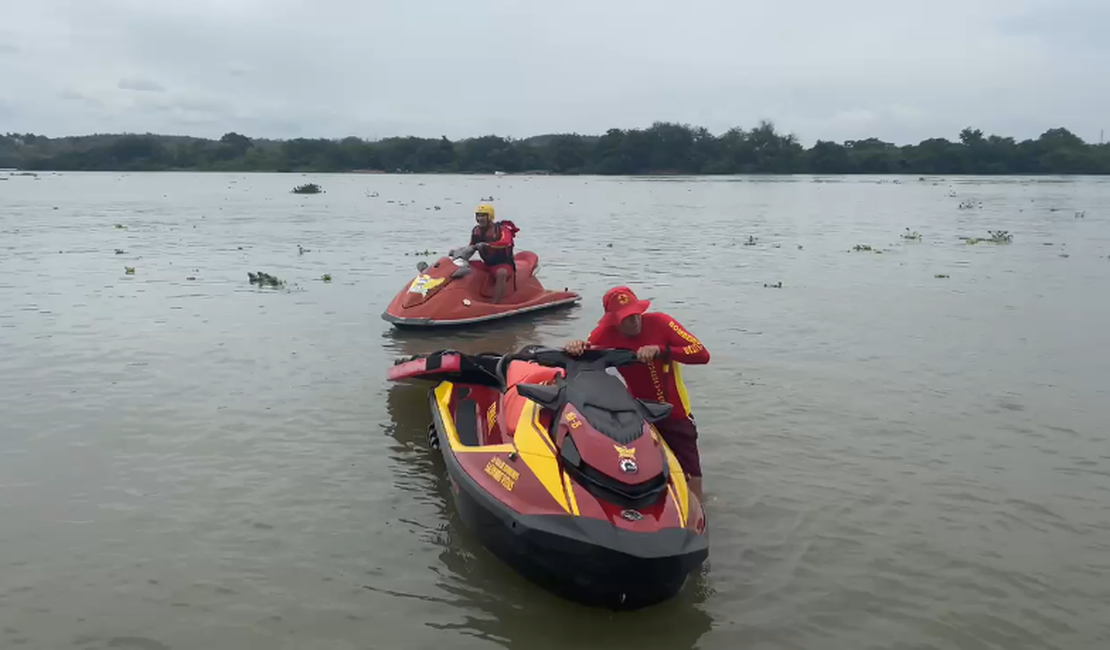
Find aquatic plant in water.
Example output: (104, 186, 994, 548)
(248, 271, 286, 288)
(322, 274, 332, 282)
(901, 228, 922, 241)
(961, 230, 1013, 245)
(292, 183, 322, 194)
(852, 244, 873, 252)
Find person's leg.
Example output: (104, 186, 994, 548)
(656, 417, 704, 504)
(688, 476, 704, 504)
(492, 267, 509, 303)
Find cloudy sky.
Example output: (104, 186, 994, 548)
(1, 0, 1107, 144)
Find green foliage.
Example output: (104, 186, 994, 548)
(6, 124, 1110, 174)
(292, 183, 322, 194)
(248, 271, 285, 288)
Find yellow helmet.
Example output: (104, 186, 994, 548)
(475, 203, 495, 221)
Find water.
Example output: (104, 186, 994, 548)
(2, 171, 1109, 650)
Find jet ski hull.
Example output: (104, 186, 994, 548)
(428, 386, 708, 610)
(382, 251, 580, 328)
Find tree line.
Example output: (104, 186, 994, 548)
(3, 121, 1108, 175)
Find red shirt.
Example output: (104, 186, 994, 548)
(587, 312, 710, 421)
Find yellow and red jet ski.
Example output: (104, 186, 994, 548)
(387, 345, 708, 609)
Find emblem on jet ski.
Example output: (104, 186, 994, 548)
(621, 509, 643, 521)
(408, 274, 444, 296)
(615, 444, 638, 473)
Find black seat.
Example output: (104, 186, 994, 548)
(564, 370, 647, 445)
(455, 399, 479, 446)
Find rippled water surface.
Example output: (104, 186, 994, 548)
(2, 171, 1110, 650)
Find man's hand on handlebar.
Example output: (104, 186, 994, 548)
(636, 345, 662, 363)
(564, 340, 589, 356)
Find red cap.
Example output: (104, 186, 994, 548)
(599, 286, 650, 327)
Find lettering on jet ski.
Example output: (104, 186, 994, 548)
(565, 412, 583, 429)
(487, 402, 497, 432)
(483, 456, 520, 491)
(408, 274, 444, 296)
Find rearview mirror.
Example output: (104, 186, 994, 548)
(516, 383, 563, 409)
(638, 399, 673, 422)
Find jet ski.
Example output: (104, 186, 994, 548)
(381, 245, 580, 328)
(386, 345, 708, 609)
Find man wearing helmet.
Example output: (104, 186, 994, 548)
(466, 203, 519, 304)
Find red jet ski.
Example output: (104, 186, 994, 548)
(387, 345, 709, 609)
(381, 246, 580, 328)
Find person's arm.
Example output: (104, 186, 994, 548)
(566, 326, 607, 355)
(660, 316, 710, 364)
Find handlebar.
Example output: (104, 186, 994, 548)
(508, 345, 640, 369)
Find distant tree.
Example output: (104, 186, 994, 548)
(9, 122, 1110, 175)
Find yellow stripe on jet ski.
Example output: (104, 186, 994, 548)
(654, 426, 689, 525)
(513, 402, 572, 513)
(562, 473, 580, 516)
(667, 484, 687, 528)
(434, 382, 514, 454)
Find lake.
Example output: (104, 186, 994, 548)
(1, 171, 1109, 650)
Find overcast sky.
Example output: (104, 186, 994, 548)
(1, 0, 1107, 144)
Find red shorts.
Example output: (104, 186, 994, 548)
(656, 415, 701, 478)
(469, 260, 513, 276)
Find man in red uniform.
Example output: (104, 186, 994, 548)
(467, 203, 518, 304)
(564, 286, 711, 503)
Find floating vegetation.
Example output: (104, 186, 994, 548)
(481, 196, 495, 201)
(852, 244, 873, 252)
(368, 191, 380, 198)
(962, 230, 1013, 245)
(322, 274, 332, 282)
(935, 274, 949, 279)
(186, 276, 197, 281)
(743, 236, 758, 246)
(901, 228, 922, 241)
(124, 267, 135, 275)
(298, 244, 311, 255)
(763, 281, 783, 289)
(248, 271, 286, 288)
(115, 224, 127, 229)
(292, 183, 322, 194)
(958, 199, 982, 210)
(405, 249, 437, 256)
(115, 249, 126, 255)
(1075, 211, 1086, 218)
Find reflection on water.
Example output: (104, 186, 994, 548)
(380, 313, 578, 360)
(2, 172, 1110, 649)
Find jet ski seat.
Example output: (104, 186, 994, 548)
(499, 360, 562, 437)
